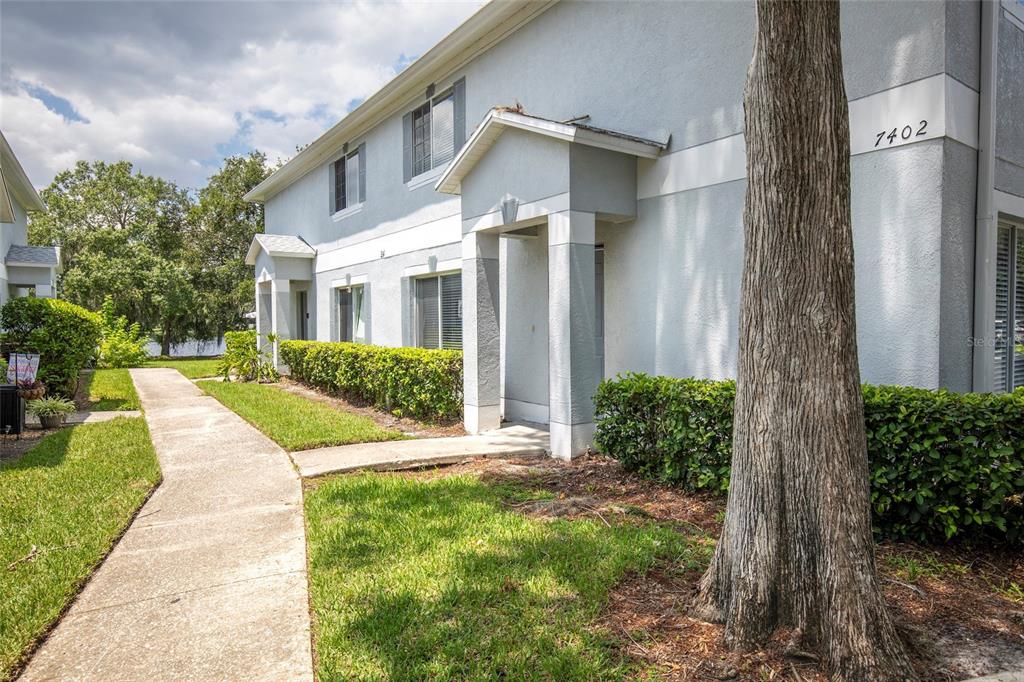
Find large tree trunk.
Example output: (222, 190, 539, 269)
(160, 324, 172, 356)
(692, 2, 916, 680)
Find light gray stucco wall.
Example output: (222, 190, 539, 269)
(945, 0, 982, 90)
(569, 145, 637, 219)
(260, 0, 984, 395)
(0, 199, 30, 305)
(996, 12, 1024, 198)
(313, 242, 461, 347)
(460, 130, 569, 221)
(601, 139, 959, 391)
(500, 227, 550, 419)
(939, 139, 978, 391)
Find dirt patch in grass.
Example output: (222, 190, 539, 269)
(278, 378, 466, 439)
(400, 455, 1024, 681)
(0, 429, 53, 464)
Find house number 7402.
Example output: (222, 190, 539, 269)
(875, 120, 928, 147)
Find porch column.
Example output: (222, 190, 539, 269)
(462, 231, 501, 434)
(270, 278, 291, 370)
(548, 210, 598, 459)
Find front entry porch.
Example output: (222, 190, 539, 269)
(437, 108, 666, 458)
(246, 234, 316, 370)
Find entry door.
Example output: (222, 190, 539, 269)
(297, 291, 308, 340)
(595, 246, 605, 381)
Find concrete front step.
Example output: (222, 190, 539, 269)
(290, 424, 550, 477)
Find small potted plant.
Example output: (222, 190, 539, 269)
(27, 396, 76, 429)
(17, 379, 45, 401)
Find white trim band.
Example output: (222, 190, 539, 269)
(638, 74, 980, 200)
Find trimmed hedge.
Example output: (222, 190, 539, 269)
(279, 340, 462, 422)
(0, 297, 102, 397)
(595, 373, 1024, 544)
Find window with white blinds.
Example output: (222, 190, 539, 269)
(994, 221, 1024, 392)
(440, 273, 462, 349)
(415, 273, 461, 350)
(431, 94, 455, 167)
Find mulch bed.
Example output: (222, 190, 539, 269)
(401, 455, 1024, 681)
(277, 378, 466, 439)
(0, 428, 54, 464)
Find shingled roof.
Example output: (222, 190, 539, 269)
(6, 245, 59, 267)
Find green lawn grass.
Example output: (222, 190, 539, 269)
(198, 380, 404, 451)
(143, 357, 221, 379)
(0, 417, 161, 678)
(304, 472, 706, 681)
(83, 369, 140, 410)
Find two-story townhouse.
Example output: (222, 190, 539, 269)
(245, 0, 1024, 459)
(0, 132, 60, 302)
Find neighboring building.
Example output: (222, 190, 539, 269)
(0, 132, 59, 302)
(245, 0, 1024, 458)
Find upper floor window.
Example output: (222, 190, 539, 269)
(403, 78, 465, 184)
(331, 143, 365, 214)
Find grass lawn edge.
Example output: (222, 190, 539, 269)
(1, 418, 162, 681)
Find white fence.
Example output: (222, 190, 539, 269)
(145, 338, 226, 358)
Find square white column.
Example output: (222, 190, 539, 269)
(270, 279, 291, 370)
(462, 232, 501, 434)
(548, 210, 598, 459)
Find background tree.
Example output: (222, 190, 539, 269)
(30, 154, 269, 354)
(691, 2, 916, 679)
(29, 161, 193, 352)
(188, 151, 271, 339)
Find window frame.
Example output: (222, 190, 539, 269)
(407, 88, 456, 182)
(995, 218, 1024, 392)
(413, 271, 462, 350)
(336, 284, 366, 344)
(331, 146, 364, 217)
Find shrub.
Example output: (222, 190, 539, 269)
(279, 340, 462, 422)
(27, 396, 76, 417)
(97, 296, 148, 368)
(219, 330, 277, 383)
(595, 373, 1024, 544)
(0, 297, 102, 397)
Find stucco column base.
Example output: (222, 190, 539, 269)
(465, 404, 501, 435)
(462, 232, 501, 435)
(549, 421, 595, 460)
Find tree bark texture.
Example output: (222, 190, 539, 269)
(692, 2, 916, 679)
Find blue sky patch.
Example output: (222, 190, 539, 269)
(21, 81, 88, 123)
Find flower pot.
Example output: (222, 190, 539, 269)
(18, 386, 45, 401)
(39, 414, 64, 429)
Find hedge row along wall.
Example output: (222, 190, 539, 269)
(279, 340, 462, 422)
(0, 297, 102, 397)
(594, 373, 1024, 544)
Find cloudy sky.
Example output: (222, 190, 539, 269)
(0, 0, 483, 191)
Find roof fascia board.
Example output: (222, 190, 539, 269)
(0, 132, 45, 212)
(244, 0, 557, 203)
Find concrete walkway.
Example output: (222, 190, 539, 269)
(26, 410, 142, 428)
(291, 423, 550, 477)
(20, 369, 312, 682)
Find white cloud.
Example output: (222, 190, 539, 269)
(0, 0, 484, 190)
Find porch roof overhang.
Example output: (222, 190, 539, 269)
(6, 245, 60, 271)
(436, 109, 668, 195)
(245, 234, 316, 266)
